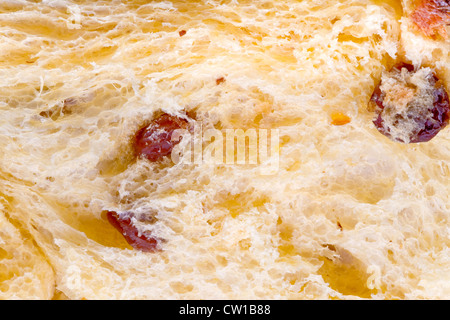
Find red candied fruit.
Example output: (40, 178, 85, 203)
(411, 0, 450, 38)
(135, 113, 189, 162)
(106, 211, 160, 252)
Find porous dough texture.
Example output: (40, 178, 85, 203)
(0, 0, 449, 300)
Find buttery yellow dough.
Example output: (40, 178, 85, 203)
(0, 0, 449, 300)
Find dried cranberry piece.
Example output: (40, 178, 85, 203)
(369, 64, 450, 143)
(135, 113, 189, 162)
(393, 62, 415, 73)
(106, 211, 160, 252)
(370, 85, 385, 110)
